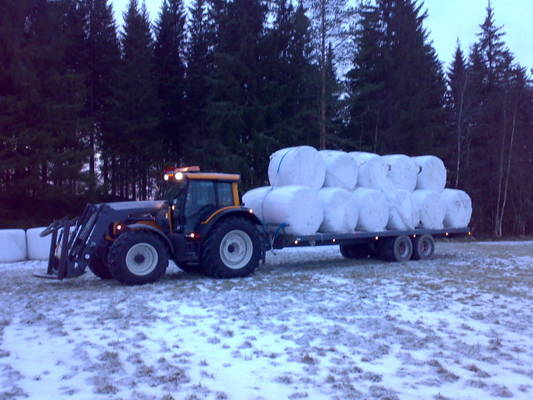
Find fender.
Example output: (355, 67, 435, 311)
(126, 223, 175, 254)
(196, 207, 263, 238)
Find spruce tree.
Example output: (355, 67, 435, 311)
(154, 0, 186, 164)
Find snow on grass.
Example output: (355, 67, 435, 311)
(0, 241, 532, 399)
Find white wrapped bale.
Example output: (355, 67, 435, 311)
(26, 227, 52, 260)
(382, 154, 418, 191)
(352, 188, 389, 232)
(385, 189, 415, 230)
(317, 188, 358, 233)
(268, 146, 326, 190)
(413, 155, 446, 191)
(243, 186, 323, 236)
(349, 152, 391, 191)
(441, 189, 472, 228)
(319, 150, 358, 190)
(0, 229, 27, 262)
(242, 186, 272, 222)
(411, 190, 445, 229)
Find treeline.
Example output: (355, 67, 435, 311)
(0, 0, 531, 236)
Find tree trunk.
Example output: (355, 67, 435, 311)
(494, 89, 508, 237)
(498, 107, 518, 237)
(319, 1, 327, 150)
(455, 72, 468, 188)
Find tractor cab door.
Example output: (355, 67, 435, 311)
(183, 180, 234, 232)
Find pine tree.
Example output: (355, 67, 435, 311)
(154, 0, 186, 165)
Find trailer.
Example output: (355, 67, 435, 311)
(35, 167, 471, 285)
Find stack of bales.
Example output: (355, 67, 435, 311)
(243, 145, 472, 236)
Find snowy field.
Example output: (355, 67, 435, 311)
(0, 240, 532, 400)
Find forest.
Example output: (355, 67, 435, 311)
(0, 0, 531, 236)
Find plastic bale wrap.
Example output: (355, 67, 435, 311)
(26, 227, 52, 260)
(411, 190, 445, 229)
(413, 155, 446, 191)
(262, 186, 323, 235)
(352, 188, 389, 232)
(0, 229, 27, 262)
(349, 152, 391, 190)
(441, 189, 472, 228)
(242, 186, 272, 222)
(382, 154, 418, 191)
(268, 146, 326, 190)
(385, 189, 415, 230)
(317, 188, 358, 233)
(319, 150, 358, 190)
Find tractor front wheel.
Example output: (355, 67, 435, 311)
(200, 217, 260, 278)
(108, 231, 169, 285)
(88, 257, 113, 280)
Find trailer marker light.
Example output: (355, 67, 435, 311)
(171, 205, 176, 211)
(294, 240, 299, 245)
(332, 238, 336, 243)
(412, 234, 416, 238)
(445, 232, 449, 237)
(375, 236, 379, 240)
(468, 231, 472, 236)
(249, 209, 253, 214)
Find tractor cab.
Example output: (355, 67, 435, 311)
(162, 166, 242, 235)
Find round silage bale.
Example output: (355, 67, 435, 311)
(349, 152, 391, 191)
(413, 155, 446, 191)
(382, 154, 418, 191)
(411, 190, 445, 229)
(352, 188, 389, 232)
(262, 186, 324, 236)
(242, 186, 273, 222)
(0, 229, 27, 262)
(268, 146, 326, 190)
(26, 227, 52, 260)
(441, 189, 472, 228)
(317, 188, 358, 233)
(319, 150, 358, 190)
(385, 189, 415, 230)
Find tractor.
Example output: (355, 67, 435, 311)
(36, 167, 267, 285)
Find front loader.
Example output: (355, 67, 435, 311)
(36, 167, 267, 285)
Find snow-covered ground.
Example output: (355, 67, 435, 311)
(0, 240, 532, 400)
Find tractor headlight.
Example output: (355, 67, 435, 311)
(175, 172, 184, 181)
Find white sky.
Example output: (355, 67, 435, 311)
(111, 0, 533, 69)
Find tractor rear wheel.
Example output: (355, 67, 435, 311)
(108, 230, 169, 285)
(200, 217, 260, 278)
(88, 257, 112, 280)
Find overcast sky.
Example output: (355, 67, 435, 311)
(111, 0, 533, 69)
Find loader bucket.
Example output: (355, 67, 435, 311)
(33, 204, 101, 280)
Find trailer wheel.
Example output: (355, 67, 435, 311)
(339, 244, 370, 259)
(88, 257, 113, 280)
(379, 235, 413, 262)
(108, 231, 169, 285)
(411, 234, 434, 260)
(200, 217, 260, 278)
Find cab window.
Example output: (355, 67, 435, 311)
(216, 182, 234, 207)
(184, 181, 216, 218)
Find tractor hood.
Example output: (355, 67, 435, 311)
(105, 200, 167, 212)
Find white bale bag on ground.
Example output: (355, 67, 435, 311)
(411, 190, 445, 229)
(352, 188, 389, 232)
(382, 154, 418, 191)
(26, 227, 52, 260)
(262, 186, 323, 236)
(0, 229, 27, 262)
(242, 186, 273, 222)
(349, 152, 391, 190)
(385, 189, 415, 230)
(441, 189, 472, 228)
(317, 188, 358, 233)
(268, 146, 326, 190)
(414, 155, 446, 191)
(319, 150, 358, 190)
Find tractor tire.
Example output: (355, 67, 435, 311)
(339, 244, 370, 259)
(379, 235, 413, 262)
(200, 217, 260, 278)
(411, 234, 435, 260)
(108, 230, 169, 285)
(88, 257, 113, 280)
